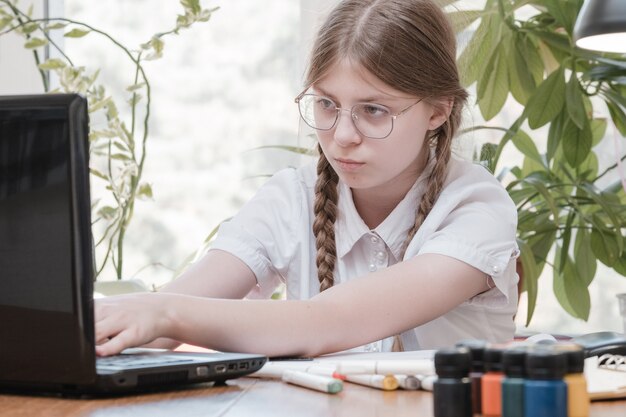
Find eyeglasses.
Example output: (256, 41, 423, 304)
(295, 92, 423, 139)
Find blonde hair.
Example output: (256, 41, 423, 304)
(306, 0, 468, 292)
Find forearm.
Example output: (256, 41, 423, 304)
(166, 296, 342, 357)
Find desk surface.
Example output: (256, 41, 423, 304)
(1, 378, 625, 417)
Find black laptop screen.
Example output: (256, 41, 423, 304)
(0, 95, 96, 386)
(0, 109, 74, 311)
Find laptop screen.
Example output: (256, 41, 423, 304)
(0, 95, 96, 385)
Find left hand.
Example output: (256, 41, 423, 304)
(94, 293, 176, 356)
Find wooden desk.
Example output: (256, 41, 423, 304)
(1, 378, 624, 417)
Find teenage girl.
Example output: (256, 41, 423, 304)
(95, 0, 519, 357)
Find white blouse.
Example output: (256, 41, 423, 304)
(210, 155, 519, 352)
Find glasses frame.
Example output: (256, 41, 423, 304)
(295, 91, 424, 139)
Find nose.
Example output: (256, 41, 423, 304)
(333, 108, 362, 147)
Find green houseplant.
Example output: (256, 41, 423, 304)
(454, 0, 626, 325)
(0, 0, 216, 281)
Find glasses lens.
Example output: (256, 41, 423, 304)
(352, 103, 392, 139)
(298, 94, 337, 130)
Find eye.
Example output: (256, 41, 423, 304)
(315, 96, 336, 111)
(358, 103, 390, 119)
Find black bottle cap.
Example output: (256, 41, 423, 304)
(455, 339, 487, 372)
(525, 348, 567, 379)
(552, 343, 585, 374)
(483, 346, 505, 372)
(502, 347, 527, 378)
(435, 347, 471, 378)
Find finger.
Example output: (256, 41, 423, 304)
(95, 315, 125, 346)
(96, 329, 135, 357)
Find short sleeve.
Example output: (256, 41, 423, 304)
(210, 168, 304, 298)
(408, 161, 519, 306)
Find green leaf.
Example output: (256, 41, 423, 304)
(606, 101, 626, 137)
(522, 175, 560, 224)
(526, 67, 566, 129)
(614, 251, 626, 277)
(97, 206, 118, 221)
(45, 22, 67, 30)
(547, 109, 566, 163)
(447, 10, 484, 33)
(126, 83, 146, 92)
(553, 252, 591, 320)
(574, 227, 597, 286)
(89, 168, 109, 181)
(64, 28, 90, 38)
(591, 228, 621, 267)
(590, 118, 607, 146)
(544, 0, 578, 34)
(180, 0, 202, 14)
(24, 37, 48, 49)
(582, 184, 624, 252)
(561, 117, 592, 168)
(565, 73, 587, 130)
(511, 129, 543, 166)
(477, 43, 510, 120)
(458, 14, 500, 88)
(508, 33, 538, 105)
(517, 239, 539, 326)
(0, 17, 13, 32)
(137, 183, 153, 200)
(38, 58, 66, 70)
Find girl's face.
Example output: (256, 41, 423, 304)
(312, 59, 449, 199)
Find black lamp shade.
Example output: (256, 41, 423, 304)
(574, 0, 626, 53)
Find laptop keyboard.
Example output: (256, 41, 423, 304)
(97, 354, 197, 370)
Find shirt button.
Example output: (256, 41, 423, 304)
(492, 265, 500, 274)
(376, 251, 386, 260)
(370, 235, 379, 244)
(368, 263, 377, 272)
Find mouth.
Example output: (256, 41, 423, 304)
(334, 158, 365, 172)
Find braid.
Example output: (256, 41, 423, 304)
(312, 144, 339, 292)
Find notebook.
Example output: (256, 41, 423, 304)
(0, 94, 267, 395)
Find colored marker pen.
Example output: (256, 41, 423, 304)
(345, 374, 398, 390)
(523, 347, 568, 417)
(282, 370, 343, 394)
(482, 345, 505, 417)
(335, 359, 434, 376)
(501, 347, 527, 417)
(396, 374, 421, 390)
(433, 347, 472, 417)
(456, 339, 487, 415)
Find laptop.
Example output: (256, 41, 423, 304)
(0, 94, 267, 395)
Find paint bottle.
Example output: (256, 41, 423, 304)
(482, 345, 505, 417)
(524, 347, 568, 417)
(554, 343, 589, 417)
(456, 339, 487, 415)
(433, 347, 472, 417)
(501, 347, 527, 417)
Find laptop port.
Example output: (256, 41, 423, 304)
(239, 362, 249, 370)
(228, 363, 237, 370)
(214, 364, 227, 373)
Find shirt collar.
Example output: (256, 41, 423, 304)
(335, 151, 434, 260)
